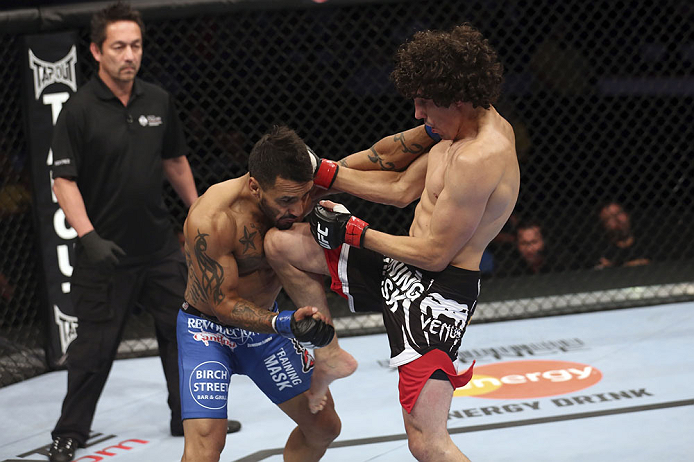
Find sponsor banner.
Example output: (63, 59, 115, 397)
(445, 358, 660, 424)
(454, 360, 602, 399)
(21, 31, 80, 368)
(448, 387, 656, 422)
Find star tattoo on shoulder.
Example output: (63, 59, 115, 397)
(239, 226, 257, 253)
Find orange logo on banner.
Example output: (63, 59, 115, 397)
(453, 360, 602, 399)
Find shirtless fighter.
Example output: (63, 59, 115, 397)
(264, 24, 519, 461)
(177, 123, 438, 461)
(177, 126, 337, 462)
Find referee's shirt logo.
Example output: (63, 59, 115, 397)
(138, 114, 163, 127)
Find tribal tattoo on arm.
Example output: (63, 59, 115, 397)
(185, 230, 225, 306)
(185, 228, 275, 332)
(226, 299, 275, 333)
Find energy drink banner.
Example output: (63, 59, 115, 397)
(21, 31, 80, 368)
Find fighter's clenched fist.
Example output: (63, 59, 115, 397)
(308, 201, 370, 249)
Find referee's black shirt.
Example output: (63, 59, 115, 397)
(52, 75, 185, 258)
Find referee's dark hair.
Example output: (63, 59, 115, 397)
(91, 1, 145, 49)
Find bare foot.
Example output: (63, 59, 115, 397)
(309, 346, 358, 413)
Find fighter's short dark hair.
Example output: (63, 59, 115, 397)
(248, 125, 313, 189)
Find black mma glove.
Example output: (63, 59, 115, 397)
(272, 310, 335, 348)
(308, 202, 369, 249)
(307, 145, 339, 190)
(80, 230, 126, 271)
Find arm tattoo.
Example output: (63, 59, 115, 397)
(367, 147, 396, 171)
(393, 132, 430, 157)
(184, 248, 204, 305)
(230, 299, 274, 332)
(344, 132, 433, 171)
(188, 230, 225, 306)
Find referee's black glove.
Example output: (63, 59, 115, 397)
(80, 230, 126, 271)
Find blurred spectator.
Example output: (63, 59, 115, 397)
(494, 220, 563, 277)
(595, 201, 650, 268)
(515, 222, 548, 274)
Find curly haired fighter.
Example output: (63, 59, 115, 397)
(178, 122, 437, 461)
(265, 24, 519, 462)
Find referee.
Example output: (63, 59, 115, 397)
(48, 3, 239, 461)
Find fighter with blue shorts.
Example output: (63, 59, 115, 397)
(178, 301, 315, 419)
(176, 127, 339, 462)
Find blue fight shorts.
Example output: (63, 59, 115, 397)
(177, 303, 314, 420)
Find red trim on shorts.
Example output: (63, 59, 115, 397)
(397, 349, 475, 414)
(323, 247, 347, 299)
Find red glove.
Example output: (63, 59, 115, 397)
(307, 145, 339, 189)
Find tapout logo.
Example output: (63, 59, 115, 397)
(454, 360, 602, 399)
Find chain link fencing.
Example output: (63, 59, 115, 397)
(0, 0, 692, 386)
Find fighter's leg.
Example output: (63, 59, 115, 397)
(176, 309, 236, 461)
(180, 418, 228, 462)
(265, 223, 357, 413)
(277, 389, 341, 462)
(402, 378, 470, 462)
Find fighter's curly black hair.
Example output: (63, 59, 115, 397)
(391, 23, 504, 109)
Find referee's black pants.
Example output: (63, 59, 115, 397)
(51, 246, 187, 446)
